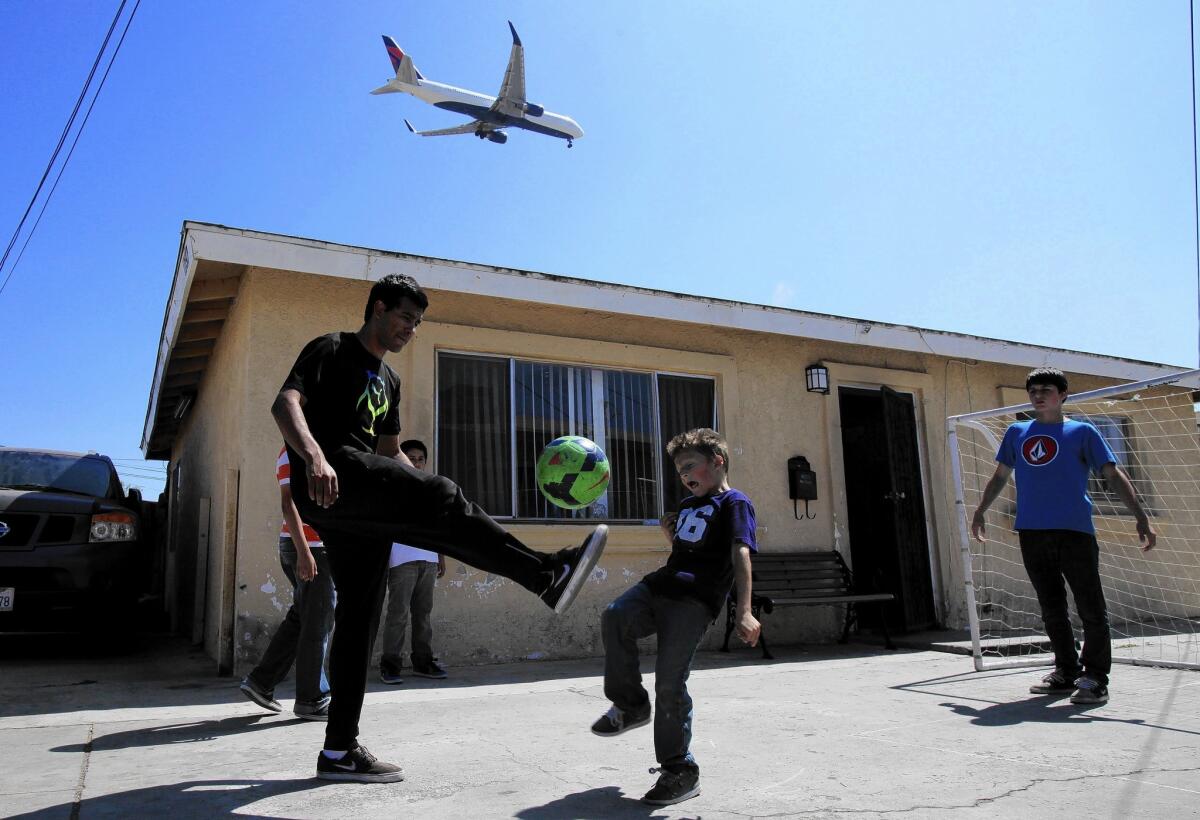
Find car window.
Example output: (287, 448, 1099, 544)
(0, 452, 115, 497)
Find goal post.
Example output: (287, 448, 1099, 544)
(948, 369, 1200, 672)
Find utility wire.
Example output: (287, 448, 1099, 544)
(0, 0, 137, 299)
(1192, 0, 1199, 366)
(1, 0, 142, 297)
(0, 0, 126, 275)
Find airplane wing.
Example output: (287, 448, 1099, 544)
(490, 21, 527, 118)
(404, 119, 493, 137)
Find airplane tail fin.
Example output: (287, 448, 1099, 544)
(382, 35, 422, 83)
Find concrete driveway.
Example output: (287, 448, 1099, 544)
(2, 634, 1198, 818)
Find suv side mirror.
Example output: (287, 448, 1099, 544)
(126, 487, 143, 507)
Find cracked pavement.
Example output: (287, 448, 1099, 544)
(1, 634, 1197, 818)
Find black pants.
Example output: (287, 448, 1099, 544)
(1018, 529, 1111, 684)
(322, 536, 389, 750)
(293, 447, 558, 750)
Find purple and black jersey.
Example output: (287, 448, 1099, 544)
(643, 488, 757, 616)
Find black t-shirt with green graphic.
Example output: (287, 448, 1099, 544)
(281, 332, 401, 457)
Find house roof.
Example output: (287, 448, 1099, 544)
(141, 221, 1195, 458)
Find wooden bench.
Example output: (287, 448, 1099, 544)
(723, 550, 896, 659)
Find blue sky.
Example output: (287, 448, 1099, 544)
(1, 2, 1197, 497)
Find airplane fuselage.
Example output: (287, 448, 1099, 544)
(378, 77, 583, 141)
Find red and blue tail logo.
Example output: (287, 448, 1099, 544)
(382, 36, 405, 73)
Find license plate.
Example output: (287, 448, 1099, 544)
(0, 587, 11, 611)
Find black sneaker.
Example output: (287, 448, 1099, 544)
(239, 677, 282, 713)
(1070, 675, 1109, 705)
(642, 766, 700, 806)
(412, 659, 448, 679)
(380, 662, 404, 685)
(540, 524, 609, 614)
(1029, 670, 1078, 695)
(294, 700, 329, 721)
(315, 745, 404, 783)
(591, 704, 651, 737)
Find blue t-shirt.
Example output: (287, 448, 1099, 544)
(643, 488, 758, 616)
(995, 418, 1117, 534)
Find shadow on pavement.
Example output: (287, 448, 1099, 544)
(937, 698, 1200, 736)
(890, 668, 1200, 736)
(50, 713, 289, 753)
(9, 778, 331, 819)
(514, 785, 667, 819)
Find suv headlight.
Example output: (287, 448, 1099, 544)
(90, 512, 138, 543)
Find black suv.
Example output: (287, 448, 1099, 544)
(0, 448, 147, 630)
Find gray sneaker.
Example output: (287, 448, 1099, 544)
(539, 525, 608, 614)
(1029, 670, 1077, 695)
(380, 662, 404, 685)
(294, 700, 329, 721)
(591, 704, 651, 737)
(239, 677, 282, 713)
(642, 766, 700, 806)
(315, 745, 404, 783)
(1070, 675, 1109, 705)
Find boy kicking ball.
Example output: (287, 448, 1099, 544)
(592, 428, 759, 806)
(971, 367, 1156, 705)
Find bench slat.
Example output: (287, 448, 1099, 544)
(726, 549, 896, 656)
(756, 593, 895, 605)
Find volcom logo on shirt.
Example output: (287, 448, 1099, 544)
(1021, 435, 1059, 466)
(356, 370, 388, 436)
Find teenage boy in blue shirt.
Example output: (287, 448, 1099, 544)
(591, 427, 760, 806)
(971, 367, 1156, 705)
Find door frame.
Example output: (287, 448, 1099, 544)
(822, 362, 945, 623)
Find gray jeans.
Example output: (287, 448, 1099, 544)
(247, 539, 335, 706)
(601, 582, 711, 773)
(381, 560, 436, 667)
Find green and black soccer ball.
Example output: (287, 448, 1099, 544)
(535, 435, 611, 510)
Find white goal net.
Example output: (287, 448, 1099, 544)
(948, 369, 1200, 671)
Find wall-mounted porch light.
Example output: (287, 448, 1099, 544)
(805, 364, 830, 394)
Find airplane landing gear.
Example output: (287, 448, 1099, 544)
(567, 140, 573, 148)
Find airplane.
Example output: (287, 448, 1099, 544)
(370, 22, 584, 147)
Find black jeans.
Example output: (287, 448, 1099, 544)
(1018, 529, 1111, 684)
(293, 447, 552, 591)
(293, 447, 559, 750)
(322, 536, 389, 750)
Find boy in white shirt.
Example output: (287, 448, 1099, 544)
(380, 440, 447, 682)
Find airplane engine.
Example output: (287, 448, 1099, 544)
(523, 102, 544, 118)
(486, 131, 508, 144)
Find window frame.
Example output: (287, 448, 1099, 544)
(1067, 412, 1150, 516)
(435, 349, 717, 523)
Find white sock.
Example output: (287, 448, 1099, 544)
(322, 750, 348, 760)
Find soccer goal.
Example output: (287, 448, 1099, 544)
(948, 369, 1200, 672)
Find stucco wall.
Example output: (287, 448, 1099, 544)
(195, 265, 1136, 672)
(167, 271, 251, 669)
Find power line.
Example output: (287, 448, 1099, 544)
(0, 0, 140, 299)
(1192, 0, 1200, 367)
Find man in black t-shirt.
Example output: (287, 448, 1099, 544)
(272, 273, 608, 783)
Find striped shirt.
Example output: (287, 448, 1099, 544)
(277, 446, 323, 547)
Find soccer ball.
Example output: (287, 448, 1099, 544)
(535, 435, 611, 510)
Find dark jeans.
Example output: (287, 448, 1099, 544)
(601, 582, 712, 774)
(1018, 529, 1111, 685)
(247, 540, 335, 706)
(382, 560, 436, 668)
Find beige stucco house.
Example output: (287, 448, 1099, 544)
(141, 221, 1191, 674)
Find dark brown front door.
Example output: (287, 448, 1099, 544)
(881, 387, 937, 631)
(839, 387, 938, 633)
